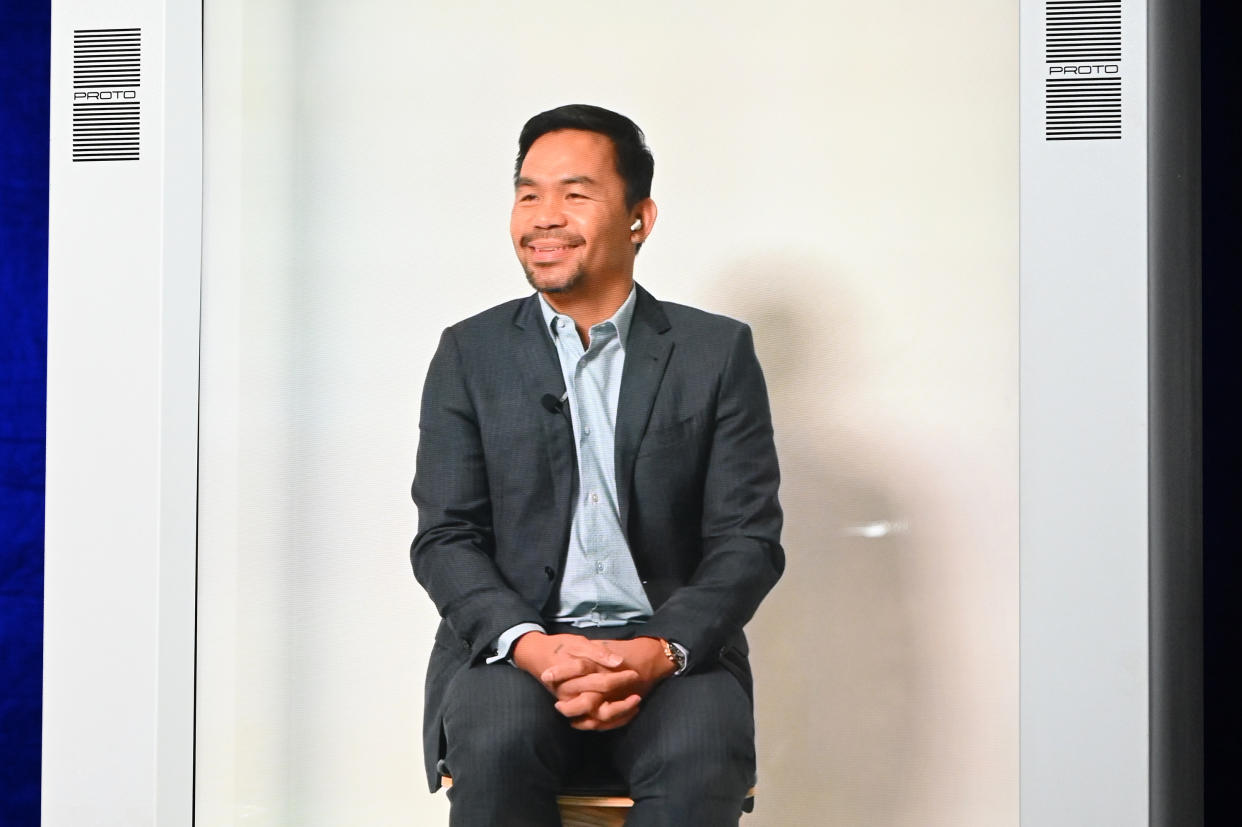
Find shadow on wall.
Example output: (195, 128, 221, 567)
(714, 254, 924, 825)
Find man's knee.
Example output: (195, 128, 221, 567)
(442, 663, 572, 775)
(621, 669, 756, 794)
(646, 722, 754, 797)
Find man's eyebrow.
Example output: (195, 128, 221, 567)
(514, 175, 600, 189)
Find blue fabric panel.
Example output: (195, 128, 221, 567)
(0, 0, 50, 823)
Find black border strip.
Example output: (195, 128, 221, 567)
(1148, 0, 1204, 825)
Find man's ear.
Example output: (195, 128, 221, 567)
(630, 198, 658, 246)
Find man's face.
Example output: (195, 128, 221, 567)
(511, 129, 639, 296)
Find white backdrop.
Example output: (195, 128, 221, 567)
(196, 1, 1017, 824)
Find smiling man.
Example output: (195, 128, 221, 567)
(411, 104, 784, 825)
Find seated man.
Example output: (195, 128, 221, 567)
(411, 103, 784, 826)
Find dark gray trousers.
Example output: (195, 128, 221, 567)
(441, 657, 755, 826)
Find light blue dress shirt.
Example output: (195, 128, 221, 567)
(541, 287, 654, 627)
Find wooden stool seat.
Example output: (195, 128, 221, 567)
(439, 773, 755, 826)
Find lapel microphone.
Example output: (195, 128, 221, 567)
(540, 392, 568, 414)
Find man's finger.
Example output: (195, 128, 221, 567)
(598, 706, 641, 731)
(570, 697, 641, 731)
(553, 669, 639, 700)
(554, 691, 604, 719)
(540, 649, 624, 685)
(594, 694, 641, 722)
(540, 657, 601, 686)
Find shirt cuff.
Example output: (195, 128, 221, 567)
(485, 622, 546, 665)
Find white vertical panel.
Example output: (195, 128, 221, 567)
(43, 0, 200, 824)
(196, 0, 305, 822)
(1019, 1, 1149, 824)
(154, 2, 202, 823)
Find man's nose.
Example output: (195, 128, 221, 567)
(533, 203, 566, 229)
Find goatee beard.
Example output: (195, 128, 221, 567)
(525, 264, 587, 295)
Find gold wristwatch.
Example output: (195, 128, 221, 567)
(660, 638, 686, 674)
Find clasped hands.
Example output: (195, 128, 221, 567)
(511, 632, 675, 731)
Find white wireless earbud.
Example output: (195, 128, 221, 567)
(630, 218, 643, 231)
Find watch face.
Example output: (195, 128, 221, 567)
(664, 640, 686, 672)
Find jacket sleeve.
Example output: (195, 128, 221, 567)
(410, 327, 544, 662)
(640, 324, 785, 670)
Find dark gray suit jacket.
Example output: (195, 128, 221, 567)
(410, 283, 784, 791)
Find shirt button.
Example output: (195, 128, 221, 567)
(590, 492, 600, 504)
(583, 426, 591, 436)
(595, 562, 605, 574)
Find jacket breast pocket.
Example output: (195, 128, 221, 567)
(637, 412, 705, 457)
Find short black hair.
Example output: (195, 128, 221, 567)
(515, 104, 654, 210)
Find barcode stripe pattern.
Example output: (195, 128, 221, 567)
(1045, 1, 1121, 61)
(1045, 2, 1122, 141)
(72, 28, 141, 162)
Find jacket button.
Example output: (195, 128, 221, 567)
(719, 647, 729, 657)
(461, 639, 470, 651)
(544, 566, 556, 580)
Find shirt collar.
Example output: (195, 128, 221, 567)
(537, 285, 638, 349)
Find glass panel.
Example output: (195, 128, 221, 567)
(197, 2, 1018, 823)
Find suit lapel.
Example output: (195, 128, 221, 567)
(615, 285, 673, 532)
(511, 296, 576, 528)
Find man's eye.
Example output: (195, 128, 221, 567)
(566, 192, 586, 200)
(518, 193, 536, 202)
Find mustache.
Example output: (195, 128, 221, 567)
(521, 230, 585, 247)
